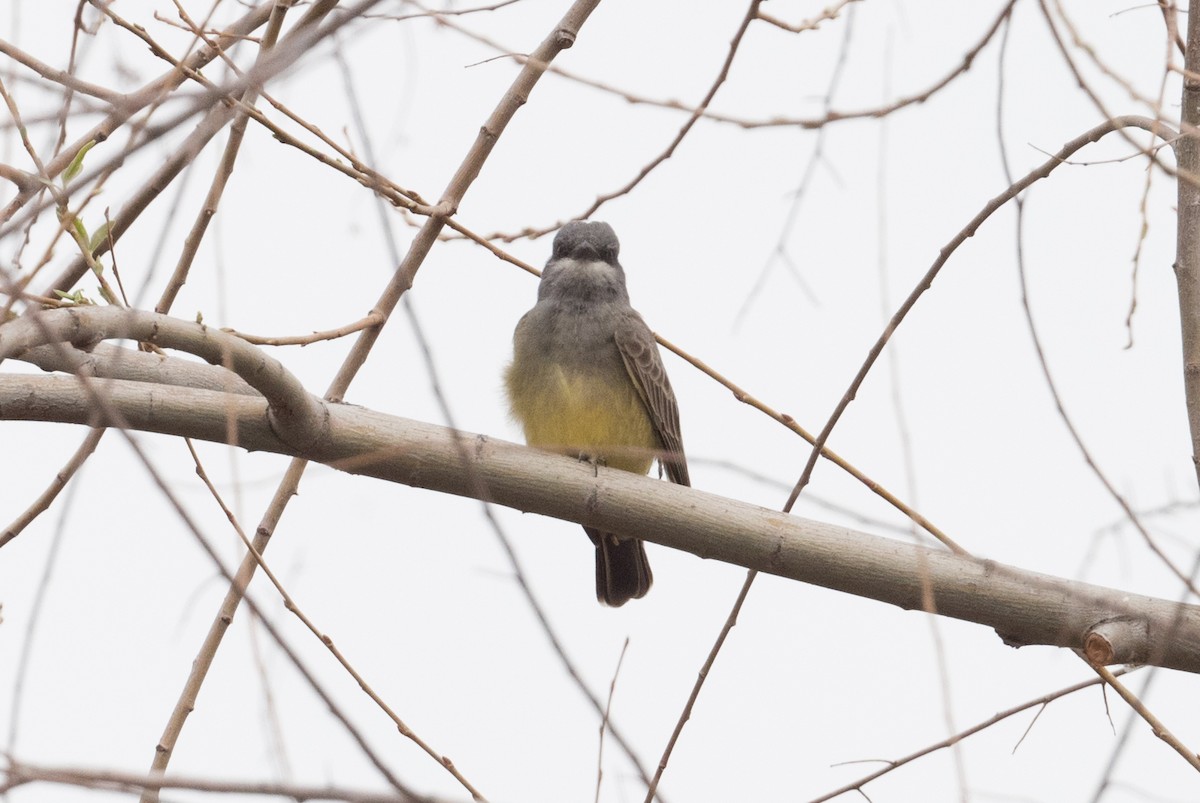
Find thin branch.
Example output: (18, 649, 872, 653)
(62, 385, 420, 802)
(646, 9, 855, 795)
(153, 0, 294, 315)
(876, 26, 967, 797)
(64, 1, 436, 233)
(996, 6, 1199, 599)
(595, 638, 629, 803)
(564, 0, 763, 223)
(0, 70, 58, 265)
(447, 0, 764, 242)
(182, 439, 487, 800)
(140, 0, 607, 786)
(221, 312, 386, 346)
(784, 116, 1177, 516)
(0, 427, 104, 548)
(643, 572, 755, 802)
(807, 668, 1134, 803)
(4, 470, 85, 757)
(1124, 12, 1174, 349)
(734, 0, 858, 324)
(1013, 167, 1198, 595)
(333, 34, 665, 797)
(1157, 0, 1186, 56)
(657, 334, 966, 554)
(0, 1, 276, 230)
(363, 0, 528, 22)
(27, 0, 368, 300)
(756, 0, 857, 34)
(2, 760, 427, 803)
(435, 0, 1016, 238)
(0, 37, 125, 104)
(1090, 664, 1200, 771)
(1037, 0, 1183, 186)
(1086, 551, 1200, 800)
(1052, 0, 1179, 124)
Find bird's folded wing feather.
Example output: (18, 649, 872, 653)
(614, 316, 690, 487)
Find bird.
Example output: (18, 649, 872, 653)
(505, 220, 690, 606)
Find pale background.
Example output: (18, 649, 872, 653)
(1, 1, 1197, 802)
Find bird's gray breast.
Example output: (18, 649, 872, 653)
(517, 296, 623, 371)
(521, 257, 630, 369)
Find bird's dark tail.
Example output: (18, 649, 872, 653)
(585, 527, 653, 606)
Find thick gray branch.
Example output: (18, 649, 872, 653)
(1179, 6, 1200, 490)
(0, 307, 324, 448)
(2, 372, 1198, 674)
(18, 341, 256, 396)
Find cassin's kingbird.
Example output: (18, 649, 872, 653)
(505, 220, 690, 606)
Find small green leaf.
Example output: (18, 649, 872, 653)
(52, 289, 89, 305)
(63, 140, 97, 183)
(88, 221, 112, 254)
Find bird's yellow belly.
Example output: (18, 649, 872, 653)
(508, 364, 655, 475)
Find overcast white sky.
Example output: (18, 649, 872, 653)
(2, 1, 1198, 802)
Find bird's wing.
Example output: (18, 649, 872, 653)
(614, 314, 690, 487)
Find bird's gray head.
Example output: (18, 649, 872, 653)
(552, 220, 620, 263)
(538, 221, 629, 305)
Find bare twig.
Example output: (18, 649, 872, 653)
(182, 439, 487, 799)
(154, 0, 294, 315)
(1037, 0, 1182, 186)
(643, 572, 755, 803)
(60, 381, 420, 802)
(333, 35, 665, 796)
(0, 2, 276, 230)
(567, 0, 763, 223)
(1090, 664, 1200, 772)
(452, 0, 764, 241)
(222, 312, 386, 346)
(0, 71, 53, 187)
(0, 427, 104, 548)
(4, 470, 85, 757)
(1157, 0, 1186, 56)
(0, 36, 125, 104)
(657, 334, 966, 554)
(875, 27, 967, 797)
(785, 116, 1177, 514)
(595, 638, 630, 803)
(2, 760, 425, 803)
(439, 0, 1016, 234)
(807, 668, 1133, 802)
(735, 0, 862, 324)
(29, 0, 367, 301)
(142, 0, 607, 788)
(757, 0, 857, 34)
(997, 2, 1199, 601)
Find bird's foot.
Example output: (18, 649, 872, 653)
(577, 452, 606, 477)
